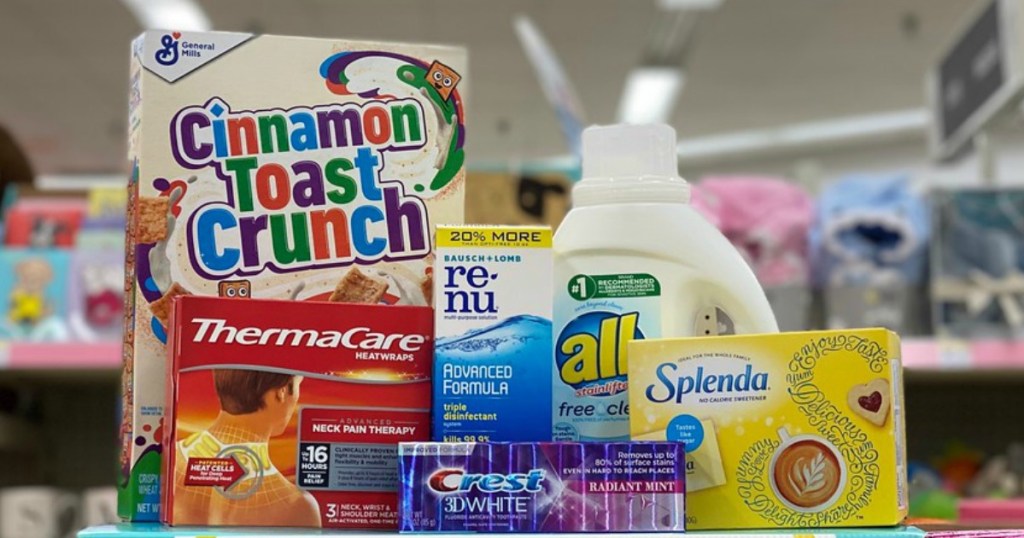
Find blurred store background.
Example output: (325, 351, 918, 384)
(3, 0, 1024, 535)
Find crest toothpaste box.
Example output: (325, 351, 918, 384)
(163, 296, 432, 528)
(121, 30, 466, 520)
(433, 225, 552, 442)
(398, 441, 686, 532)
(628, 328, 907, 529)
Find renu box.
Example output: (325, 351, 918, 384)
(433, 225, 552, 442)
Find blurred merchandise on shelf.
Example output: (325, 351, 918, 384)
(934, 442, 985, 495)
(3, 198, 86, 248)
(968, 443, 1024, 498)
(398, 441, 686, 533)
(76, 184, 129, 249)
(0, 486, 117, 538)
(80, 488, 119, 529)
(464, 171, 570, 228)
(75, 220, 127, 251)
(701, 176, 814, 331)
(811, 175, 929, 286)
(909, 490, 960, 523)
(701, 176, 813, 287)
(811, 174, 931, 335)
(69, 249, 125, 342)
(907, 440, 1024, 523)
(0, 184, 127, 345)
(932, 189, 1024, 339)
(0, 249, 71, 341)
(629, 328, 907, 530)
(0, 486, 79, 538)
(86, 188, 128, 222)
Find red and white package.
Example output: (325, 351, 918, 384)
(162, 296, 431, 529)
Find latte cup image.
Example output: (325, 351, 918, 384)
(768, 427, 847, 512)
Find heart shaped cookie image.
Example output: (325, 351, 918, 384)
(847, 379, 890, 426)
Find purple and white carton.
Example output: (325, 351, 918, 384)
(398, 442, 686, 533)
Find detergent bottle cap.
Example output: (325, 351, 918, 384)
(574, 123, 690, 206)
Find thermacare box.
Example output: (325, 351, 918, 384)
(163, 296, 432, 528)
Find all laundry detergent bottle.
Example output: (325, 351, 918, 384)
(552, 123, 779, 441)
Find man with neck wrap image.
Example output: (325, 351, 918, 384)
(171, 369, 321, 527)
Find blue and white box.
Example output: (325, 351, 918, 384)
(432, 225, 553, 442)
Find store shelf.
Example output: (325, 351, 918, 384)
(902, 338, 1024, 371)
(920, 527, 1024, 536)
(957, 499, 1024, 528)
(0, 341, 120, 371)
(79, 524, 928, 538)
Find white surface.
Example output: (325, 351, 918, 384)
(582, 124, 678, 179)
(575, 124, 690, 206)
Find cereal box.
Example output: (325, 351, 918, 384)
(163, 296, 432, 528)
(121, 30, 466, 520)
(628, 329, 907, 529)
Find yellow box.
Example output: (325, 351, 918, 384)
(628, 329, 907, 530)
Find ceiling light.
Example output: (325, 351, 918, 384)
(617, 67, 684, 124)
(675, 109, 929, 163)
(657, 0, 723, 11)
(121, 0, 211, 31)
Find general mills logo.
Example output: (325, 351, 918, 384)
(155, 32, 181, 66)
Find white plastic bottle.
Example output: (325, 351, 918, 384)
(552, 124, 779, 441)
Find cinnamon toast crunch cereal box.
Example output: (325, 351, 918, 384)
(628, 329, 908, 529)
(163, 296, 432, 528)
(121, 30, 466, 521)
